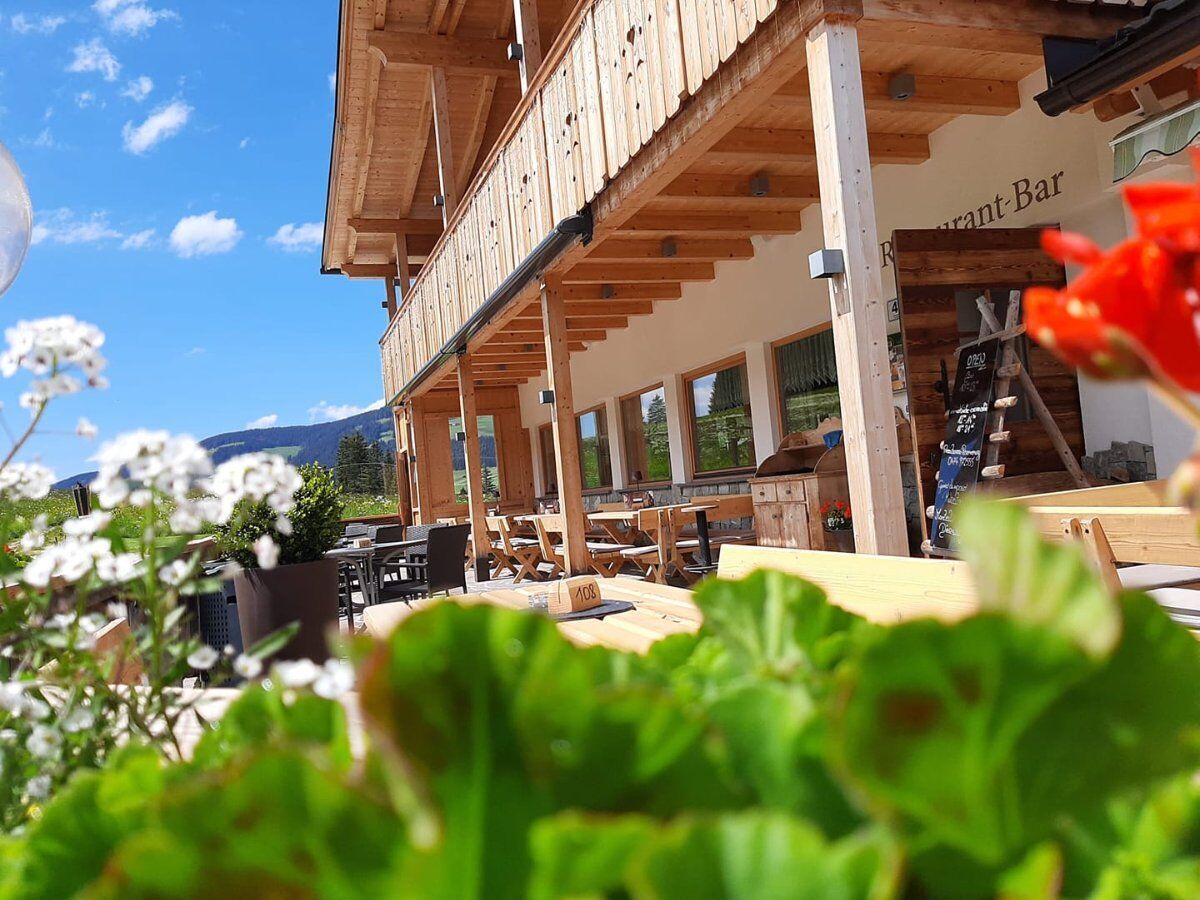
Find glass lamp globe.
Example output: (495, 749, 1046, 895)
(0, 140, 32, 298)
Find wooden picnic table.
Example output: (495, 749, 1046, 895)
(362, 578, 701, 655)
(586, 509, 643, 544)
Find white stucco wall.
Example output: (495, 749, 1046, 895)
(520, 73, 1198, 487)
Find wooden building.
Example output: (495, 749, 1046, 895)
(322, 0, 1197, 573)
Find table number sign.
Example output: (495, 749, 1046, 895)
(549, 576, 603, 615)
(930, 338, 1000, 552)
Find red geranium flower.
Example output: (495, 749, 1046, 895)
(1025, 150, 1200, 393)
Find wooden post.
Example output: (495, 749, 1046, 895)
(457, 353, 492, 581)
(408, 397, 433, 524)
(512, 0, 542, 94)
(430, 67, 458, 224)
(805, 18, 908, 557)
(384, 276, 398, 320)
(541, 274, 589, 575)
(394, 408, 414, 525)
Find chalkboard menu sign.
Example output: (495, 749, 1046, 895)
(930, 338, 1000, 551)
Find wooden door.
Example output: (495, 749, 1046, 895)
(891, 228, 1084, 540)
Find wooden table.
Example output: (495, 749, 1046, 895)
(362, 578, 701, 655)
(587, 510, 644, 544)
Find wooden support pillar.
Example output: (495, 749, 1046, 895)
(541, 274, 589, 575)
(384, 276, 398, 320)
(805, 18, 908, 557)
(457, 353, 492, 581)
(430, 67, 458, 224)
(394, 407, 414, 525)
(409, 398, 433, 524)
(512, 0, 542, 94)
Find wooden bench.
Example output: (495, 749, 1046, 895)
(716, 544, 978, 624)
(532, 513, 634, 579)
(485, 515, 543, 584)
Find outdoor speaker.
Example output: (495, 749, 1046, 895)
(538, 389, 555, 405)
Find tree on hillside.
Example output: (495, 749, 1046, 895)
(480, 464, 499, 501)
(335, 432, 386, 494)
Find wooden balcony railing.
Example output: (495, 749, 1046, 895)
(379, 0, 783, 401)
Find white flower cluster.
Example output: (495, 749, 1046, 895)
(0, 316, 108, 410)
(22, 537, 140, 589)
(207, 453, 301, 524)
(91, 430, 213, 510)
(0, 462, 55, 501)
(271, 658, 354, 699)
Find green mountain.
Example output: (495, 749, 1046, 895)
(55, 407, 395, 489)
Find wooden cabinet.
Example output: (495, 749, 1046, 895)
(750, 443, 852, 552)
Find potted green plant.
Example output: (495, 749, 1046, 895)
(217, 464, 345, 662)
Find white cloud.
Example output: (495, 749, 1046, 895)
(94, 0, 177, 37)
(75, 92, 97, 109)
(169, 211, 242, 258)
(238, 137, 249, 150)
(11, 14, 67, 35)
(184, 346, 205, 357)
(246, 414, 279, 430)
(120, 228, 155, 250)
(31, 209, 123, 246)
(121, 75, 153, 102)
(27, 128, 56, 149)
(268, 222, 323, 253)
(328, 72, 336, 94)
(309, 399, 384, 423)
(121, 99, 190, 154)
(67, 39, 121, 81)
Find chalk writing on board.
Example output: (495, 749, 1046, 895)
(930, 338, 1000, 551)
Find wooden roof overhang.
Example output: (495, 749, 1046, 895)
(335, 0, 1140, 402)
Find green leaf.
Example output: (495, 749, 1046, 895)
(707, 682, 861, 836)
(528, 812, 656, 900)
(629, 813, 899, 900)
(358, 602, 734, 900)
(191, 683, 353, 773)
(245, 620, 301, 660)
(955, 500, 1120, 658)
(834, 615, 1093, 867)
(694, 571, 864, 679)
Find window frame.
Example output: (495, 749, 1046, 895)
(771, 323, 841, 439)
(575, 403, 614, 492)
(683, 352, 756, 479)
(618, 382, 673, 488)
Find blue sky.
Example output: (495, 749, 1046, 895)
(0, 1, 383, 480)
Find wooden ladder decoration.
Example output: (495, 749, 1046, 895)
(955, 290, 1088, 489)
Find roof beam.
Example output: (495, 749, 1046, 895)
(587, 238, 754, 262)
(707, 128, 930, 164)
(614, 211, 804, 236)
(651, 173, 820, 210)
(563, 262, 716, 283)
(367, 30, 516, 78)
(349, 217, 444, 236)
(861, 0, 1139, 42)
(770, 73, 1021, 117)
(560, 283, 683, 301)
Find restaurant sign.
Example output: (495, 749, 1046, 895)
(881, 168, 1066, 270)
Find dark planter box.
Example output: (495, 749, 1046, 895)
(235, 558, 339, 663)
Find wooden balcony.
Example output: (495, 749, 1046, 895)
(366, 0, 1135, 402)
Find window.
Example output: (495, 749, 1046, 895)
(686, 357, 755, 475)
(538, 424, 557, 495)
(774, 327, 842, 436)
(620, 385, 672, 485)
(448, 415, 499, 503)
(576, 407, 613, 490)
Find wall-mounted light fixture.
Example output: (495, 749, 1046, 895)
(433, 194, 446, 208)
(507, 42, 523, 61)
(538, 389, 555, 405)
(808, 248, 845, 280)
(749, 173, 770, 197)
